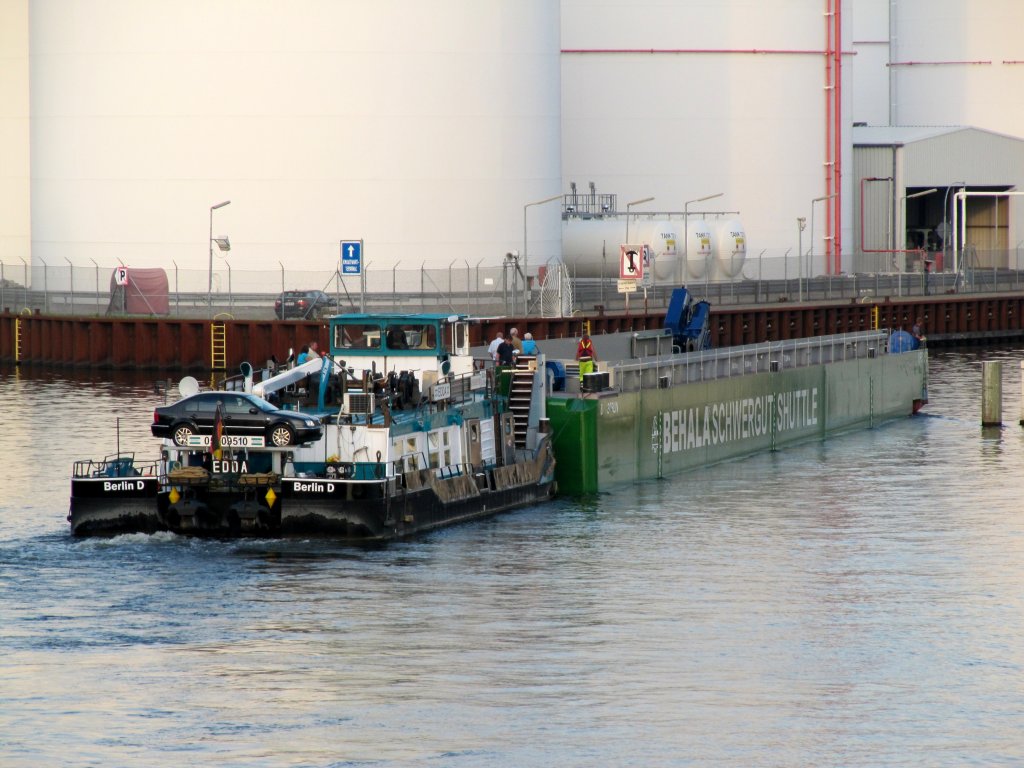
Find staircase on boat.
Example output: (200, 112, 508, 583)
(508, 357, 537, 449)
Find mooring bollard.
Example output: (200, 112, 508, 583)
(981, 360, 1002, 426)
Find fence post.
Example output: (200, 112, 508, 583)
(41, 258, 48, 313)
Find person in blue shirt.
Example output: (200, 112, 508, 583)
(520, 332, 539, 355)
(297, 340, 320, 365)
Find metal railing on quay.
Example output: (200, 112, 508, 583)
(3, 256, 1024, 321)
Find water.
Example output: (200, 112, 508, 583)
(2, 351, 1024, 767)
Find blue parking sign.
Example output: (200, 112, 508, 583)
(340, 240, 362, 275)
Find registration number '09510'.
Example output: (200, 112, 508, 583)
(187, 435, 266, 448)
(221, 435, 265, 448)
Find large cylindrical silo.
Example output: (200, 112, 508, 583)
(28, 1, 562, 289)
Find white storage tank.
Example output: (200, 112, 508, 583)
(714, 218, 747, 279)
(684, 220, 714, 279)
(27, 1, 562, 279)
(561, 218, 683, 280)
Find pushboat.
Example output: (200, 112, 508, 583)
(69, 311, 557, 538)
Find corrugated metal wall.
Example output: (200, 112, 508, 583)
(852, 146, 897, 273)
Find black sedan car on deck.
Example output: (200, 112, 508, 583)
(274, 290, 340, 320)
(152, 392, 323, 448)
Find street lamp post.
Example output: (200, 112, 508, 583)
(625, 196, 655, 247)
(809, 193, 837, 282)
(208, 200, 231, 314)
(523, 194, 562, 317)
(682, 193, 724, 287)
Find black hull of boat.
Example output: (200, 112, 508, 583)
(280, 480, 557, 540)
(70, 478, 555, 540)
(69, 478, 161, 537)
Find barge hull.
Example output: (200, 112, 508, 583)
(548, 346, 927, 495)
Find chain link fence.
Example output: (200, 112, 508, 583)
(2, 249, 1022, 320)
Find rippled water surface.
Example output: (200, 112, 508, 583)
(2, 350, 1024, 767)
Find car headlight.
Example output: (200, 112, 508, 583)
(305, 419, 316, 427)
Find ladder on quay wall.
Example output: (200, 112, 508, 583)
(14, 316, 23, 364)
(210, 322, 227, 371)
(508, 358, 537, 449)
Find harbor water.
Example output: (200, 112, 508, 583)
(2, 348, 1023, 767)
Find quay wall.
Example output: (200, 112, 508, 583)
(2, 294, 1024, 371)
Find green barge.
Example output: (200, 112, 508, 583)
(546, 328, 928, 495)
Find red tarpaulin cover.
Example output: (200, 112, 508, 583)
(107, 268, 170, 315)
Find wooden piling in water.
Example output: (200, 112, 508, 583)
(1020, 361, 1024, 427)
(982, 360, 1002, 426)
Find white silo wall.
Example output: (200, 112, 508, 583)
(561, 0, 855, 279)
(872, 0, 1024, 136)
(0, 0, 29, 266)
(28, 1, 562, 289)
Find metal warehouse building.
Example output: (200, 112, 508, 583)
(853, 126, 1024, 275)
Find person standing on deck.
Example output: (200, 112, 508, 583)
(576, 333, 597, 382)
(487, 331, 504, 362)
(520, 333, 539, 356)
(496, 335, 517, 367)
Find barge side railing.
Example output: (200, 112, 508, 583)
(610, 330, 896, 393)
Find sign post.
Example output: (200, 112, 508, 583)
(619, 244, 645, 314)
(619, 244, 644, 280)
(114, 267, 129, 313)
(341, 240, 364, 311)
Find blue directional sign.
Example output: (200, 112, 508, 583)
(340, 240, 362, 275)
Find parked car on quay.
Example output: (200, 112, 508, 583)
(151, 392, 323, 448)
(274, 290, 340, 320)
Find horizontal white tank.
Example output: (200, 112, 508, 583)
(714, 218, 747, 279)
(684, 219, 714, 279)
(561, 218, 683, 280)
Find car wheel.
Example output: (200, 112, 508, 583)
(269, 423, 294, 447)
(172, 423, 196, 446)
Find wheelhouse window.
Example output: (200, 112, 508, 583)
(385, 324, 437, 351)
(334, 324, 382, 350)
